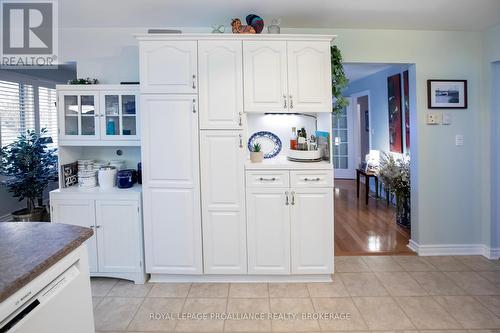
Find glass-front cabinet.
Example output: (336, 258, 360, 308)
(101, 92, 139, 141)
(60, 91, 100, 140)
(57, 86, 140, 144)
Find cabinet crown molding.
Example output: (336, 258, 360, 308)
(135, 33, 335, 42)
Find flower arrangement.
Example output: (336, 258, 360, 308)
(379, 152, 411, 228)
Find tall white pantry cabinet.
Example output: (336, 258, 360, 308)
(137, 34, 335, 280)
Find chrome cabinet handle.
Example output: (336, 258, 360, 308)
(285, 191, 289, 206)
(289, 95, 294, 109)
(283, 95, 287, 109)
(95, 225, 101, 229)
(192, 74, 196, 89)
(259, 177, 276, 181)
(291, 191, 295, 205)
(304, 177, 321, 182)
(238, 112, 243, 126)
(89, 225, 95, 229)
(192, 99, 196, 113)
(239, 134, 243, 148)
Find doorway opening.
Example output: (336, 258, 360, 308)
(333, 63, 416, 256)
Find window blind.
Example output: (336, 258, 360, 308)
(0, 80, 35, 147)
(38, 86, 58, 148)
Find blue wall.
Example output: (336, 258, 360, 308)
(344, 64, 411, 155)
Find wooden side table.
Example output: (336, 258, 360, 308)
(356, 168, 379, 205)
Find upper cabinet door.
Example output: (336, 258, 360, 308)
(243, 41, 288, 113)
(100, 91, 140, 141)
(287, 41, 333, 113)
(140, 41, 198, 94)
(58, 91, 100, 141)
(141, 94, 199, 188)
(290, 188, 334, 274)
(199, 41, 244, 129)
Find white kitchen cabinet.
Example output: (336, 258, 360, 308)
(50, 192, 146, 283)
(290, 188, 334, 274)
(141, 94, 202, 274)
(141, 95, 199, 188)
(57, 85, 140, 145)
(287, 41, 332, 113)
(58, 91, 100, 141)
(198, 41, 244, 129)
(243, 41, 288, 113)
(246, 188, 291, 274)
(95, 200, 142, 273)
(100, 91, 140, 141)
(140, 41, 198, 94)
(243, 40, 332, 113)
(200, 131, 246, 274)
(50, 198, 98, 273)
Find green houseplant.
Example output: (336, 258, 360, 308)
(250, 142, 263, 163)
(331, 45, 349, 116)
(0, 129, 58, 221)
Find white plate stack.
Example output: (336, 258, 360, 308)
(78, 160, 97, 188)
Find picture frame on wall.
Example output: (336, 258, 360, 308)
(427, 80, 467, 109)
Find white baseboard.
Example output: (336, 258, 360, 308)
(149, 274, 333, 283)
(409, 240, 499, 260)
(0, 214, 12, 222)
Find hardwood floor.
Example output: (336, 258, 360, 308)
(334, 179, 414, 256)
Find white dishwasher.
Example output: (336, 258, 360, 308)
(0, 245, 95, 333)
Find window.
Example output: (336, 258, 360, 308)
(0, 80, 35, 147)
(0, 79, 57, 149)
(38, 86, 58, 148)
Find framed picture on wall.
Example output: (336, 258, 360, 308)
(388, 73, 403, 153)
(427, 80, 467, 109)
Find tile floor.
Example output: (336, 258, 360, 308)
(92, 255, 500, 333)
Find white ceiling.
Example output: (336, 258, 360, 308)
(343, 63, 393, 82)
(59, 0, 500, 31)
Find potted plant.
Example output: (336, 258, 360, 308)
(0, 129, 58, 221)
(250, 142, 264, 163)
(379, 152, 411, 229)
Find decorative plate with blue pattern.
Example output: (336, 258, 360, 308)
(247, 131, 282, 159)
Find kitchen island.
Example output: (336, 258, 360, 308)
(0, 222, 95, 333)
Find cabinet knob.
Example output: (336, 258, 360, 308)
(285, 191, 289, 206)
(239, 134, 243, 148)
(192, 74, 196, 89)
(192, 99, 196, 113)
(238, 112, 243, 127)
(283, 95, 287, 109)
(289, 95, 294, 109)
(291, 191, 295, 205)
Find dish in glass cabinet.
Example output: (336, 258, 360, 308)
(247, 131, 282, 159)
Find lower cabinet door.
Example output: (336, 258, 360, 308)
(95, 200, 142, 273)
(144, 188, 203, 274)
(200, 130, 246, 274)
(290, 188, 334, 274)
(246, 188, 290, 274)
(50, 198, 98, 273)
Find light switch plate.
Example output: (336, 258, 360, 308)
(455, 134, 464, 146)
(427, 112, 441, 125)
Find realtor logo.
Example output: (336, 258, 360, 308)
(1, 0, 58, 68)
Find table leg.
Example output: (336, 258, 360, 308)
(365, 175, 369, 205)
(375, 177, 379, 198)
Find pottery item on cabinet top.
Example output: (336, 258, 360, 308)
(267, 18, 281, 34)
(246, 14, 264, 33)
(231, 18, 256, 34)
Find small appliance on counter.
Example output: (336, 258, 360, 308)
(98, 166, 117, 189)
(117, 169, 137, 189)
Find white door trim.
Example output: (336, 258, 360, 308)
(350, 90, 372, 169)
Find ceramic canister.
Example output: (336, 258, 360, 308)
(98, 166, 117, 189)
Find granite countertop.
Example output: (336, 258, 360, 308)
(0, 222, 93, 303)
